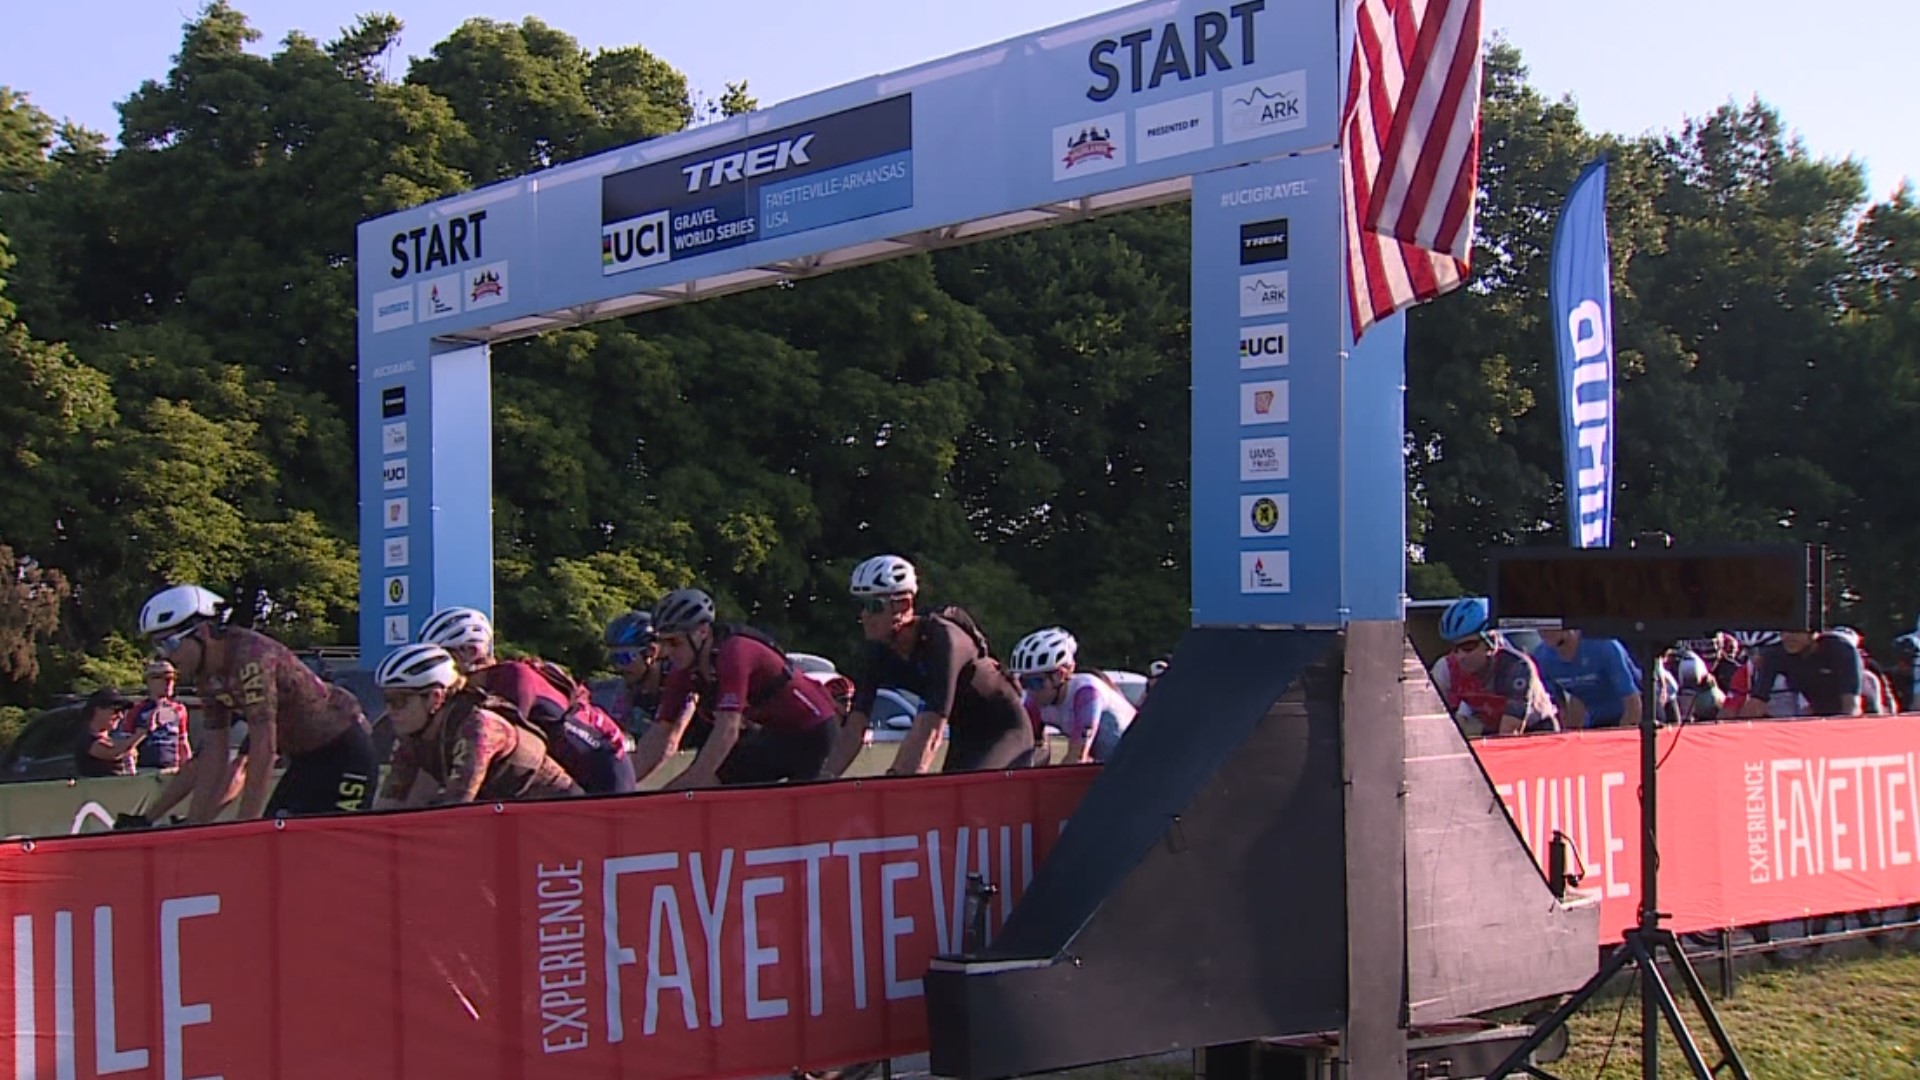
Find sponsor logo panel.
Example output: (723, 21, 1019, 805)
(1238, 323, 1288, 370)
(1222, 70, 1308, 145)
(1052, 114, 1127, 183)
(1240, 380, 1290, 426)
(1134, 92, 1215, 164)
(1241, 550, 1292, 594)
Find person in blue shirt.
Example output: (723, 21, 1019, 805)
(1531, 629, 1643, 730)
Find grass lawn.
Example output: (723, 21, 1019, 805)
(1557, 949, 1920, 1079)
(1052, 949, 1920, 1080)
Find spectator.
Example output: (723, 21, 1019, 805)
(1531, 629, 1644, 731)
(128, 659, 192, 771)
(1889, 634, 1920, 712)
(1831, 627, 1897, 714)
(1672, 651, 1726, 722)
(1739, 630, 1865, 719)
(75, 689, 144, 778)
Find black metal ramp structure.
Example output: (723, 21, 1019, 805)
(923, 623, 1600, 1080)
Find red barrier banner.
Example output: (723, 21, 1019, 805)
(0, 769, 1097, 1080)
(1475, 718, 1920, 938)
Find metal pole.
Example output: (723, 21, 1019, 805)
(1639, 636, 1662, 1080)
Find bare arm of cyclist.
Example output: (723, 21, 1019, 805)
(632, 669, 698, 784)
(820, 709, 869, 779)
(374, 739, 425, 810)
(666, 708, 741, 790)
(231, 673, 281, 821)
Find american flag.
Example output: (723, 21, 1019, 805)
(1342, 0, 1485, 343)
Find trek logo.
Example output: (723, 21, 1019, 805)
(682, 134, 814, 193)
(381, 386, 406, 419)
(602, 212, 671, 276)
(1238, 322, 1287, 370)
(1087, 2, 1266, 103)
(1239, 218, 1289, 265)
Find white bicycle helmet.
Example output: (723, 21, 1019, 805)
(653, 588, 716, 634)
(375, 644, 460, 691)
(1674, 651, 1712, 690)
(850, 555, 918, 598)
(1010, 627, 1078, 675)
(419, 606, 494, 651)
(138, 585, 227, 637)
(1831, 626, 1863, 647)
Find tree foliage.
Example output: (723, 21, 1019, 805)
(1, 7, 1917, 700)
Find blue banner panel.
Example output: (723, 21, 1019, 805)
(354, 0, 1347, 659)
(1549, 156, 1616, 549)
(1191, 151, 1343, 626)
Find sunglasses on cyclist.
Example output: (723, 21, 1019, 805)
(858, 596, 903, 616)
(1019, 672, 1056, 692)
(610, 646, 653, 666)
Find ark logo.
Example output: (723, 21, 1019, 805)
(1239, 271, 1289, 318)
(1223, 70, 1307, 144)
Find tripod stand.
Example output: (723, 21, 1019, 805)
(1487, 636, 1753, 1080)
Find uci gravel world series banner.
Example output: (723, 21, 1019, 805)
(1550, 156, 1616, 549)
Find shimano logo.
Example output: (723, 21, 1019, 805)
(1567, 299, 1612, 546)
(682, 134, 815, 192)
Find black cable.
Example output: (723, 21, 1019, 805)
(1593, 966, 1638, 1079)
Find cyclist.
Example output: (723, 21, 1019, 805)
(1427, 597, 1558, 736)
(1832, 627, 1897, 714)
(823, 555, 1035, 777)
(372, 644, 581, 807)
(1530, 627, 1643, 730)
(1010, 627, 1135, 765)
(1672, 650, 1726, 722)
(600, 610, 667, 730)
(1143, 657, 1170, 704)
(1738, 628, 1865, 719)
(137, 584, 375, 822)
(418, 607, 637, 795)
(641, 588, 840, 789)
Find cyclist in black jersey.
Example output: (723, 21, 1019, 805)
(823, 555, 1034, 777)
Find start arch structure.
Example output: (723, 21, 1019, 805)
(353, 0, 1408, 658)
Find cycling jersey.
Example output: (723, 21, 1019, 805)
(1430, 646, 1558, 736)
(658, 635, 837, 735)
(472, 660, 635, 794)
(381, 688, 581, 805)
(1025, 673, 1135, 762)
(197, 628, 365, 756)
(1749, 637, 1864, 717)
(855, 615, 1034, 772)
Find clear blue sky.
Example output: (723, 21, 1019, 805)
(3, 0, 1914, 202)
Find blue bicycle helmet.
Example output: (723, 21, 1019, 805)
(1439, 597, 1491, 643)
(605, 610, 657, 648)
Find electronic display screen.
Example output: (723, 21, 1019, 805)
(1489, 545, 1822, 635)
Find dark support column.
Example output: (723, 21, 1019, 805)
(1340, 620, 1409, 1080)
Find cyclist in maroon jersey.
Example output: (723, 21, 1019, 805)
(371, 644, 580, 807)
(641, 588, 839, 789)
(418, 606, 638, 795)
(137, 584, 375, 823)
